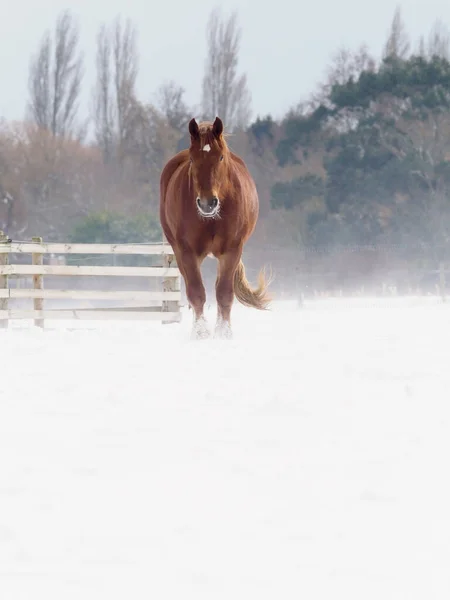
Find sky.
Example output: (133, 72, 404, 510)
(1, 0, 450, 126)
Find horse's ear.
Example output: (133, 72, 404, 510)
(212, 116, 224, 138)
(189, 118, 200, 140)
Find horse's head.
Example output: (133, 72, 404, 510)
(188, 117, 227, 219)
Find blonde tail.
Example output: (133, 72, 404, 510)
(234, 260, 272, 310)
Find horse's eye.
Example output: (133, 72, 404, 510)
(220, 155, 224, 161)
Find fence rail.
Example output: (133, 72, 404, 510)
(0, 290, 181, 300)
(0, 233, 182, 328)
(0, 310, 181, 321)
(0, 242, 175, 255)
(0, 265, 180, 277)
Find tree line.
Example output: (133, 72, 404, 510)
(1, 4, 450, 261)
(0, 7, 251, 242)
(255, 6, 450, 258)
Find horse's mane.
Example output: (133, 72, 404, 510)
(197, 121, 230, 152)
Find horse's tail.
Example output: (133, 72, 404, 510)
(234, 260, 272, 310)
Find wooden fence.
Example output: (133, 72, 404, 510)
(0, 233, 182, 328)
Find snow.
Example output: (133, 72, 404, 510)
(1, 297, 450, 599)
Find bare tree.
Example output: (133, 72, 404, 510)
(231, 74, 252, 130)
(382, 6, 410, 60)
(92, 16, 139, 163)
(417, 35, 427, 57)
(155, 80, 191, 133)
(93, 23, 115, 163)
(28, 33, 51, 132)
(427, 19, 450, 59)
(113, 16, 139, 153)
(27, 10, 84, 139)
(201, 7, 252, 131)
(310, 43, 376, 109)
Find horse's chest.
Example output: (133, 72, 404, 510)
(190, 209, 242, 256)
(192, 223, 224, 255)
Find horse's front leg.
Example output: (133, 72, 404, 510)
(178, 251, 210, 340)
(215, 248, 242, 339)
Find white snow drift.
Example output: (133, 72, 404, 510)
(1, 297, 449, 600)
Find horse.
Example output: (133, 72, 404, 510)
(159, 116, 271, 339)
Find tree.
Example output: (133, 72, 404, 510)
(427, 19, 450, 59)
(92, 17, 181, 208)
(417, 20, 450, 59)
(201, 7, 251, 130)
(382, 6, 410, 60)
(92, 16, 139, 163)
(93, 23, 115, 163)
(271, 175, 325, 210)
(27, 10, 84, 139)
(155, 80, 192, 133)
(113, 17, 139, 157)
(68, 211, 162, 265)
(69, 211, 161, 244)
(119, 102, 179, 186)
(310, 43, 376, 109)
(270, 54, 450, 250)
(0, 124, 24, 235)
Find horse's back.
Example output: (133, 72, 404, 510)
(229, 151, 248, 170)
(229, 151, 258, 193)
(228, 151, 259, 222)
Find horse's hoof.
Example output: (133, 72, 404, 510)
(214, 320, 233, 340)
(191, 317, 210, 340)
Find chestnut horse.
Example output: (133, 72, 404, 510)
(159, 116, 271, 339)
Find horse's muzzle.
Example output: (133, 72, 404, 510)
(196, 196, 220, 217)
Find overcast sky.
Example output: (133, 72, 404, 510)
(1, 0, 450, 125)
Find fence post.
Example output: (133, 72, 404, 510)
(439, 261, 446, 303)
(0, 231, 9, 329)
(162, 235, 180, 324)
(32, 236, 44, 328)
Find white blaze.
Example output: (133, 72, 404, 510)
(203, 144, 211, 152)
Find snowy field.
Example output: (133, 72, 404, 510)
(1, 297, 450, 599)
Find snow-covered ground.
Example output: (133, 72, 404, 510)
(1, 297, 450, 599)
